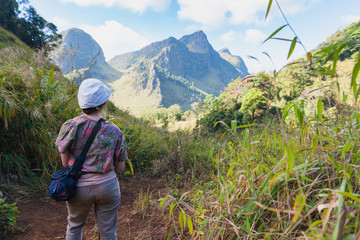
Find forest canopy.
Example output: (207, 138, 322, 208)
(0, 0, 59, 48)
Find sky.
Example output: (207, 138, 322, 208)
(29, 0, 360, 74)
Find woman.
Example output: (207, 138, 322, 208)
(55, 78, 127, 240)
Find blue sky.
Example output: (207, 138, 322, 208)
(29, 0, 360, 73)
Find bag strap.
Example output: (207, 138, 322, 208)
(79, 118, 105, 158)
(70, 118, 105, 176)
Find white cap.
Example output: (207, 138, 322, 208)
(78, 78, 111, 109)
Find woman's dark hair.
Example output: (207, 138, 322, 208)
(82, 102, 106, 114)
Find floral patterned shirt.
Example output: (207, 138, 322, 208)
(55, 115, 127, 173)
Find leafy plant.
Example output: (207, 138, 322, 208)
(0, 198, 19, 236)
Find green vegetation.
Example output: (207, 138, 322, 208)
(158, 17, 360, 240)
(0, 198, 19, 236)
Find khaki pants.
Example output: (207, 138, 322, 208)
(66, 177, 121, 240)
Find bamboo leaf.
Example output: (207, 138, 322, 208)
(287, 37, 298, 59)
(337, 191, 360, 203)
(126, 159, 134, 175)
(169, 202, 176, 217)
(332, 178, 347, 240)
(352, 51, 360, 98)
(300, 175, 315, 183)
(271, 37, 293, 42)
(159, 197, 167, 208)
(166, 227, 173, 240)
(236, 123, 256, 129)
(187, 216, 194, 235)
(314, 134, 331, 141)
(214, 121, 230, 130)
(317, 99, 323, 121)
(263, 25, 288, 44)
(311, 220, 323, 227)
(242, 128, 249, 147)
(269, 170, 286, 190)
(179, 212, 184, 231)
(231, 120, 237, 135)
(245, 217, 251, 234)
(285, 144, 295, 175)
(265, 0, 273, 20)
(307, 52, 313, 63)
(292, 194, 305, 222)
(341, 142, 353, 160)
(282, 103, 294, 123)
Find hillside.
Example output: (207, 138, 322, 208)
(0, 28, 32, 51)
(196, 20, 360, 133)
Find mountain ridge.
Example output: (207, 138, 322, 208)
(51, 28, 249, 115)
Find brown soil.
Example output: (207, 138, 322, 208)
(6, 176, 172, 240)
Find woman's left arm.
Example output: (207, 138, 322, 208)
(61, 151, 70, 168)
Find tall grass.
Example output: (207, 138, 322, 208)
(0, 48, 79, 186)
(161, 101, 360, 239)
(159, 15, 360, 238)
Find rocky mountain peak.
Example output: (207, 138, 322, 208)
(50, 28, 121, 82)
(218, 48, 249, 76)
(179, 30, 212, 54)
(218, 48, 231, 55)
(51, 28, 106, 74)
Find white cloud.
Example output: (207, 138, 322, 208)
(243, 29, 266, 44)
(177, 0, 319, 28)
(51, 16, 72, 32)
(80, 20, 150, 60)
(276, 0, 320, 15)
(60, 0, 171, 13)
(341, 15, 360, 25)
(221, 30, 242, 42)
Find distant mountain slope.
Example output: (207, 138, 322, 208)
(218, 48, 249, 76)
(50, 28, 121, 83)
(109, 31, 249, 113)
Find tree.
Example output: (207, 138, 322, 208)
(0, 0, 19, 31)
(240, 88, 267, 120)
(0, 0, 59, 49)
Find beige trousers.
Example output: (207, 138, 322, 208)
(65, 177, 121, 240)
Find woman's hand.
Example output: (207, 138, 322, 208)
(115, 161, 125, 172)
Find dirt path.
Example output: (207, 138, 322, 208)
(7, 176, 171, 240)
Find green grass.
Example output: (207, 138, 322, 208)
(0, 27, 31, 51)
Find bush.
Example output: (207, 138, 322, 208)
(0, 198, 19, 237)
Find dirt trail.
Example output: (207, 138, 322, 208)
(7, 176, 170, 240)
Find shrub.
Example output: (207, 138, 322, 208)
(0, 198, 19, 237)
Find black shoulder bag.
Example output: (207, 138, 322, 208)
(49, 118, 105, 202)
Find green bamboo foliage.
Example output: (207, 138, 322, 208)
(0, 48, 79, 184)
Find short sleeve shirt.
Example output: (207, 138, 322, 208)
(55, 115, 127, 173)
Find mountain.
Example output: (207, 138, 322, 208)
(50, 28, 121, 83)
(51, 29, 249, 115)
(108, 31, 249, 114)
(218, 48, 249, 76)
